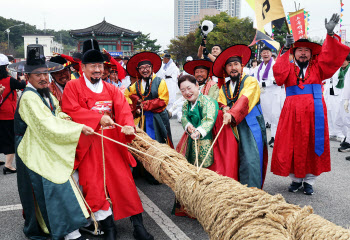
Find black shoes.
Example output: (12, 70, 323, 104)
(100, 215, 117, 240)
(130, 213, 154, 240)
(303, 182, 314, 195)
(288, 181, 303, 192)
(0, 161, 4, 166)
(338, 142, 350, 152)
(346, 156, 350, 161)
(3, 167, 17, 175)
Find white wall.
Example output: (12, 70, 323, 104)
(22, 35, 64, 58)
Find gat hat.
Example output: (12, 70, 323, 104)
(8, 44, 63, 73)
(72, 52, 83, 61)
(49, 56, 74, 69)
(0, 54, 9, 66)
(163, 53, 171, 58)
(81, 39, 104, 64)
(183, 59, 213, 76)
(126, 51, 162, 78)
(186, 56, 193, 62)
(212, 44, 251, 78)
(292, 39, 322, 55)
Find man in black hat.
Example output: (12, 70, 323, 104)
(62, 39, 154, 240)
(49, 56, 73, 105)
(10, 44, 95, 240)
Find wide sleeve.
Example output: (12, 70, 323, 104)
(273, 48, 292, 86)
(142, 79, 169, 112)
(18, 91, 83, 184)
(217, 87, 228, 108)
(228, 76, 261, 126)
(61, 80, 102, 131)
(317, 34, 350, 80)
(196, 97, 218, 138)
(124, 83, 138, 104)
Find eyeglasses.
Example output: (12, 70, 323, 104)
(138, 65, 152, 71)
(88, 64, 104, 69)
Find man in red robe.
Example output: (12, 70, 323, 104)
(61, 39, 153, 240)
(271, 14, 350, 195)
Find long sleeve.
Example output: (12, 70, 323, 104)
(181, 101, 190, 130)
(61, 80, 102, 131)
(124, 83, 138, 104)
(18, 91, 83, 184)
(228, 75, 261, 125)
(196, 96, 218, 138)
(10, 77, 26, 90)
(317, 34, 350, 80)
(217, 87, 228, 108)
(273, 48, 293, 86)
(208, 84, 219, 100)
(142, 79, 169, 112)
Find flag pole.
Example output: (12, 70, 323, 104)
(284, 17, 291, 35)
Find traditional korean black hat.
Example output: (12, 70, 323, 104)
(8, 44, 63, 73)
(49, 56, 75, 69)
(81, 39, 104, 64)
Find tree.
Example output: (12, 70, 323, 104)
(168, 32, 198, 64)
(272, 23, 289, 49)
(134, 33, 161, 52)
(168, 12, 256, 65)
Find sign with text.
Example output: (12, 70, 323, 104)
(289, 9, 306, 41)
(109, 52, 123, 57)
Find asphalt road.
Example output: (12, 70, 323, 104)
(1, 118, 350, 240)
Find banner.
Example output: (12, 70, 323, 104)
(341, 29, 346, 44)
(288, 9, 306, 41)
(255, 0, 286, 31)
(249, 29, 281, 50)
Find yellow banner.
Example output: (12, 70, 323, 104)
(245, 0, 255, 10)
(255, 0, 286, 30)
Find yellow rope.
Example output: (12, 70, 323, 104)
(101, 129, 112, 206)
(197, 123, 225, 173)
(92, 132, 196, 175)
(71, 174, 98, 235)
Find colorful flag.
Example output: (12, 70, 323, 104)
(249, 29, 281, 50)
(255, 0, 286, 31)
(288, 9, 306, 41)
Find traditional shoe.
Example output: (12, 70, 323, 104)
(346, 156, 350, 161)
(303, 182, 314, 195)
(130, 214, 154, 240)
(80, 222, 104, 236)
(99, 215, 117, 240)
(268, 137, 274, 146)
(338, 142, 350, 152)
(340, 137, 347, 146)
(288, 181, 303, 192)
(3, 167, 17, 175)
(0, 161, 4, 166)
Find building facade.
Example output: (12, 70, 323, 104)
(22, 35, 63, 58)
(175, 0, 241, 37)
(69, 19, 140, 57)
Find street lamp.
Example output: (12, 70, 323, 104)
(3, 24, 24, 51)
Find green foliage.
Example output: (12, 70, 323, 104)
(272, 23, 289, 49)
(168, 32, 198, 63)
(0, 16, 76, 57)
(168, 12, 256, 64)
(134, 33, 161, 52)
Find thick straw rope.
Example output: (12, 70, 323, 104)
(128, 128, 350, 240)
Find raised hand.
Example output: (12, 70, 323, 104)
(285, 34, 295, 49)
(325, 13, 340, 35)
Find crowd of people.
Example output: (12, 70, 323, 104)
(0, 13, 349, 240)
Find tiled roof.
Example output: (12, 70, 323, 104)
(70, 19, 140, 38)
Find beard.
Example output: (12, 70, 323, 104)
(296, 59, 309, 70)
(230, 73, 241, 82)
(91, 77, 101, 84)
(142, 74, 152, 81)
(37, 87, 51, 98)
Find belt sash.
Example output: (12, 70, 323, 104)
(286, 84, 324, 156)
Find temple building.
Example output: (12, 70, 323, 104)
(69, 19, 140, 56)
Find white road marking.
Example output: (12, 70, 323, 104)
(0, 204, 22, 212)
(137, 187, 191, 240)
(0, 191, 191, 240)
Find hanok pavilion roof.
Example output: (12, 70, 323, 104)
(70, 19, 140, 39)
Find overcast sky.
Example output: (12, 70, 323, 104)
(0, 0, 347, 50)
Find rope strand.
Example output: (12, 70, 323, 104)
(101, 129, 112, 206)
